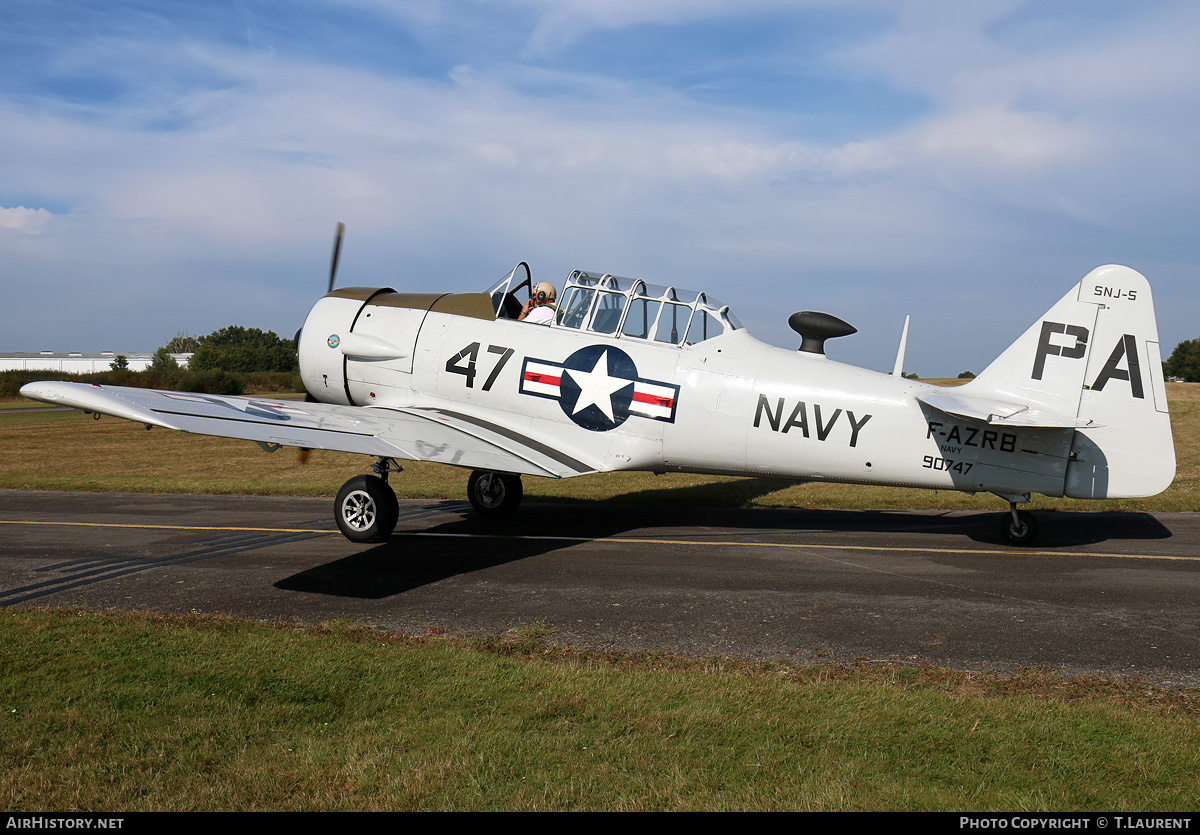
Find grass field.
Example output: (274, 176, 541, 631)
(2, 383, 1197, 513)
(3, 609, 1199, 811)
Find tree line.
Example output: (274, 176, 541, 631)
(3, 327, 301, 399)
(1164, 338, 1200, 382)
(153, 327, 298, 374)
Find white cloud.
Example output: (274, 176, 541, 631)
(911, 106, 1099, 170)
(517, 0, 803, 55)
(0, 206, 53, 233)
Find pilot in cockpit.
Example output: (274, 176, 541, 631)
(519, 282, 557, 325)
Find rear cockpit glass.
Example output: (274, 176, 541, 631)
(622, 298, 662, 339)
(685, 309, 722, 344)
(556, 286, 596, 330)
(654, 303, 692, 344)
(589, 291, 627, 334)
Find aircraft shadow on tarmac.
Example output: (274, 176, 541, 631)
(274, 481, 1173, 600)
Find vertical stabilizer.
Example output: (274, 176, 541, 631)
(965, 265, 1174, 498)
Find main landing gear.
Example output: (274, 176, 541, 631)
(999, 494, 1039, 546)
(333, 460, 525, 542)
(334, 457, 402, 543)
(467, 470, 523, 517)
(334, 475, 398, 542)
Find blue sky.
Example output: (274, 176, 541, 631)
(2, 0, 1198, 375)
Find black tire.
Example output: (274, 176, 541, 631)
(467, 470, 523, 518)
(1001, 509, 1038, 546)
(334, 475, 399, 543)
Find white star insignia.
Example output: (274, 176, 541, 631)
(565, 350, 630, 423)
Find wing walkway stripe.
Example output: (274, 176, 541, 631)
(1, 519, 1194, 562)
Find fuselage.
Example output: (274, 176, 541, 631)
(298, 284, 1072, 499)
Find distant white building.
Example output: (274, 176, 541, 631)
(0, 351, 193, 373)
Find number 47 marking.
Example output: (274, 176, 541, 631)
(445, 342, 514, 390)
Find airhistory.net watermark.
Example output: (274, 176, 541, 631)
(6, 819, 123, 830)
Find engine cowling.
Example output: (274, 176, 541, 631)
(298, 287, 396, 404)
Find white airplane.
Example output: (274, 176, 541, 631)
(21, 231, 1175, 546)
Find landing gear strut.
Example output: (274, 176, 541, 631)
(333, 458, 401, 543)
(467, 470, 523, 517)
(1000, 495, 1038, 546)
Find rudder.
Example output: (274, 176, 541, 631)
(966, 265, 1174, 499)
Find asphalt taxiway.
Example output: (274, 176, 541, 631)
(1, 490, 1198, 684)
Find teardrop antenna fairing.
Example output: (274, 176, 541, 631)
(788, 311, 857, 354)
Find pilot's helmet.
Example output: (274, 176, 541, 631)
(534, 282, 557, 304)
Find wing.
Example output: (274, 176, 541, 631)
(19, 381, 597, 479)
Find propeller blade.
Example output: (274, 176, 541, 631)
(299, 394, 319, 462)
(301, 222, 341, 461)
(327, 221, 345, 293)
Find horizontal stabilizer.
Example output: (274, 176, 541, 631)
(916, 389, 1100, 429)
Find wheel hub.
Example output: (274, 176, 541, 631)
(478, 474, 504, 507)
(342, 490, 376, 530)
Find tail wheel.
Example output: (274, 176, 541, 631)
(467, 470, 523, 517)
(1002, 509, 1038, 546)
(335, 475, 399, 542)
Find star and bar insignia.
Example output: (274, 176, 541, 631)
(519, 345, 679, 432)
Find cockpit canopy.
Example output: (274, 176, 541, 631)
(488, 265, 743, 347)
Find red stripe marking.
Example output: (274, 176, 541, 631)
(632, 392, 673, 408)
(524, 371, 561, 387)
